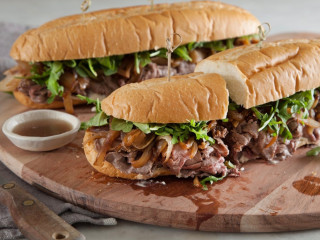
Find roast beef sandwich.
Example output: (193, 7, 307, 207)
(82, 73, 237, 188)
(195, 39, 320, 164)
(0, 1, 260, 113)
(83, 39, 320, 189)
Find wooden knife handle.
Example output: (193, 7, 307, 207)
(0, 182, 86, 240)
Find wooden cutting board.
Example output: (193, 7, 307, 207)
(1, 92, 320, 232)
(1, 33, 320, 232)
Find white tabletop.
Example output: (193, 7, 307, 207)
(1, 0, 320, 239)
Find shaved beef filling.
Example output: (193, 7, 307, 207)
(90, 125, 231, 178)
(13, 38, 257, 104)
(17, 79, 50, 103)
(224, 106, 320, 165)
(16, 58, 197, 104)
(87, 97, 320, 180)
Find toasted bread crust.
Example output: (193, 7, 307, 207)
(195, 39, 320, 108)
(101, 72, 229, 123)
(10, 1, 260, 62)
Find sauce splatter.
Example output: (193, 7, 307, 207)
(129, 176, 226, 230)
(292, 176, 320, 196)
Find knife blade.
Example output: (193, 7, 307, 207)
(0, 178, 86, 240)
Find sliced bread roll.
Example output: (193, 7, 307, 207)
(101, 72, 229, 123)
(10, 1, 260, 62)
(195, 39, 320, 108)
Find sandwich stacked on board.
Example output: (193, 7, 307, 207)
(0, 1, 260, 113)
(82, 39, 320, 189)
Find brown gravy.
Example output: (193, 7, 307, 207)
(13, 119, 72, 137)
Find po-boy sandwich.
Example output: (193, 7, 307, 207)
(82, 73, 237, 188)
(0, 1, 260, 113)
(195, 39, 320, 164)
(83, 39, 320, 189)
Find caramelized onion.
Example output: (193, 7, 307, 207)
(78, 77, 90, 90)
(189, 49, 207, 64)
(131, 143, 154, 168)
(198, 141, 209, 150)
(96, 130, 120, 166)
(132, 134, 155, 149)
(157, 136, 173, 163)
(123, 129, 156, 150)
(207, 120, 217, 131)
(306, 126, 314, 136)
(60, 72, 75, 90)
(118, 61, 134, 79)
(151, 57, 167, 65)
(179, 137, 195, 150)
(189, 141, 198, 159)
(299, 117, 320, 129)
(63, 91, 74, 114)
(193, 176, 201, 188)
(0, 65, 28, 92)
(311, 95, 319, 109)
(155, 139, 168, 156)
(123, 129, 142, 147)
(264, 136, 277, 149)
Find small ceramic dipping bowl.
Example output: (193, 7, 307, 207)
(2, 110, 81, 151)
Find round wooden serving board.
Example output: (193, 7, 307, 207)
(1, 33, 320, 233)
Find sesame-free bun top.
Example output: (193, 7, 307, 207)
(195, 39, 320, 108)
(10, 1, 260, 62)
(101, 72, 229, 123)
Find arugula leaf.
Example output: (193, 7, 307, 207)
(187, 42, 204, 51)
(133, 123, 151, 134)
(149, 49, 167, 58)
(77, 95, 108, 130)
(76, 94, 102, 112)
(200, 175, 226, 190)
(97, 55, 124, 76)
(80, 111, 108, 130)
(78, 94, 215, 144)
(134, 52, 152, 74)
(64, 60, 77, 68)
(225, 161, 235, 169)
(307, 146, 320, 156)
(111, 118, 133, 132)
(76, 61, 97, 79)
(174, 45, 192, 61)
(226, 39, 234, 49)
(228, 102, 240, 111)
(45, 62, 64, 103)
(27, 35, 253, 104)
(203, 40, 226, 52)
(250, 89, 316, 140)
(87, 59, 97, 77)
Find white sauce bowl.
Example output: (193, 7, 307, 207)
(2, 110, 81, 151)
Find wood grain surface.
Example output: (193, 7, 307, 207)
(1, 92, 320, 232)
(1, 33, 320, 232)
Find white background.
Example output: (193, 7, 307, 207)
(1, 1, 320, 239)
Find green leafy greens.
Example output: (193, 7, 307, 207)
(307, 146, 320, 156)
(77, 95, 109, 130)
(78, 96, 215, 145)
(28, 35, 258, 103)
(251, 89, 315, 140)
(200, 175, 226, 190)
(29, 56, 123, 103)
(110, 118, 215, 145)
